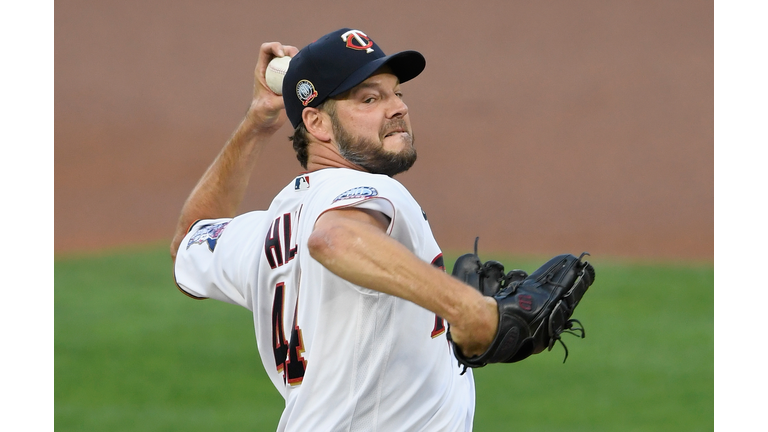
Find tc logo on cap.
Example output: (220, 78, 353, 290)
(296, 79, 318, 106)
(341, 30, 374, 54)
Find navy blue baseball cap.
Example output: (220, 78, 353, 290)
(282, 28, 426, 128)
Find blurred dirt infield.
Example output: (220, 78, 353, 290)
(55, 0, 712, 261)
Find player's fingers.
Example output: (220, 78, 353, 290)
(251, 42, 291, 120)
(257, 42, 281, 69)
(283, 45, 299, 57)
(258, 42, 296, 64)
(255, 43, 297, 81)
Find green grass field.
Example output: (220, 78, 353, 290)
(55, 245, 713, 431)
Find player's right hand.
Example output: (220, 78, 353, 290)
(246, 42, 299, 134)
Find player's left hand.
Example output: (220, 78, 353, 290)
(449, 246, 596, 369)
(246, 42, 299, 133)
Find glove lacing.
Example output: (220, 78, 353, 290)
(549, 318, 586, 363)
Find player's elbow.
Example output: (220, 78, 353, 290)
(170, 241, 178, 263)
(170, 235, 183, 263)
(307, 223, 353, 266)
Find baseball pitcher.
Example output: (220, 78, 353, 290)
(171, 28, 595, 432)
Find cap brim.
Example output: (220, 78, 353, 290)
(328, 50, 426, 98)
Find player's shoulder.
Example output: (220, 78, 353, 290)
(307, 168, 409, 199)
(290, 168, 417, 220)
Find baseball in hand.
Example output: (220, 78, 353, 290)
(265, 56, 291, 95)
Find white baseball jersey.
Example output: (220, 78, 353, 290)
(174, 168, 475, 431)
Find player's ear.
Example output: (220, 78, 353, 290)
(303, 107, 332, 143)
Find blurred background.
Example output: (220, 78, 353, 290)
(55, 0, 713, 262)
(53, 1, 716, 430)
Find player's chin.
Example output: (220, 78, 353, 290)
(382, 132, 414, 152)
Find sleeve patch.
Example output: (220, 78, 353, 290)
(187, 221, 230, 252)
(333, 186, 378, 203)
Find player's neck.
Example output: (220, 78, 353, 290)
(305, 142, 368, 173)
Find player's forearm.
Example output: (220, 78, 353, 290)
(170, 42, 299, 262)
(308, 216, 498, 356)
(170, 111, 274, 260)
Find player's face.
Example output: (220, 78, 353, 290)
(330, 71, 417, 177)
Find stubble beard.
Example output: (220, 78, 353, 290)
(332, 116, 417, 177)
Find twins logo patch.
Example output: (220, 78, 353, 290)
(340, 29, 375, 54)
(187, 221, 229, 252)
(333, 186, 378, 203)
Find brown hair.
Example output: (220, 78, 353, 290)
(288, 99, 336, 169)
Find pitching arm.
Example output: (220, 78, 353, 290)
(170, 42, 299, 262)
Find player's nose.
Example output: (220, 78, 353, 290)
(386, 93, 408, 119)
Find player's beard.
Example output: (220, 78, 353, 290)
(331, 115, 417, 177)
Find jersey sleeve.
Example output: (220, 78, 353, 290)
(173, 211, 269, 310)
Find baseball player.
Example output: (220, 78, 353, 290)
(171, 28, 500, 431)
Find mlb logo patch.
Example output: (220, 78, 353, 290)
(294, 175, 310, 191)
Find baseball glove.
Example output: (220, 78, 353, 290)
(449, 239, 596, 370)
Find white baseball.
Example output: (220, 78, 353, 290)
(265, 56, 291, 95)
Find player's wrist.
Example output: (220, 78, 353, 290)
(450, 296, 498, 357)
(470, 297, 499, 355)
(243, 97, 286, 135)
